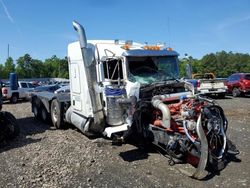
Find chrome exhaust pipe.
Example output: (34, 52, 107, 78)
(73, 21, 87, 49)
(72, 21, 104, 133)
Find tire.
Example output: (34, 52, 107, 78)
(218, 93, 225, 99)
(1, 111, 19, 140)
(41, 106, 49, 122)
(32, 98, 41, 119)
(240, 92, 245, 97)
(10, 94, 19, 104)
(51, 99, 65, 129)
(232, 88, 240, 97)
(33, 104, 40, 119)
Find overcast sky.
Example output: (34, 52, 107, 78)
(0, 0, 250, 64)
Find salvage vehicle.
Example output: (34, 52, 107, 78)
(191, 73, 227, 98)
(0, 79, 19, 142)
(31, 21, 238, 179)
(225, 73, 250, 97)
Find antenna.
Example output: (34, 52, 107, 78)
(167, 17, 171, 47)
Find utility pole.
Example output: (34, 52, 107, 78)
(7, 44, 9, 59)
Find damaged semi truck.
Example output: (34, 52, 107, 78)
(31, 21, 238, 179)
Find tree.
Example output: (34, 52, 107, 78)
(2, 57, 15, 79)
(44, 55, 68, 78)
(16, 54, 33, 78)
(30, 59, 45, 78)
(0, 64, 4, 79)
(58, 57, 69, 78)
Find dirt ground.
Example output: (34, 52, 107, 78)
(0, 96, 249, 188)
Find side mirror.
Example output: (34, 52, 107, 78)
(185, 63, 193, 79)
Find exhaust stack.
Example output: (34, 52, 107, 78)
(73, 21, 87, 49)
(71, 21, 104, 133)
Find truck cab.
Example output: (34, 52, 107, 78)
(67, 38, 192, 136)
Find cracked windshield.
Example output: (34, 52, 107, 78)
(128, 56, 179, 84)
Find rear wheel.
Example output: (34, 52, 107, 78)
(32, 98, 41, 119)
(51, 99, 65, 129)
(10, 94, 19, 104)
(232, 88, 240, 97)
(41, 106, 49, 122)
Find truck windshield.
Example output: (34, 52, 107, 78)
(127, 56, 179, 84)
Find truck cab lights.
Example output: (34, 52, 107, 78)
(121, 44, 131, 50)
(121, 40, 133, 50)
(144, 45, 161, 50)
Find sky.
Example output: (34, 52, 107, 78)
(0, 0, 250, 64)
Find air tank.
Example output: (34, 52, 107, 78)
(9, 73, 18, 90)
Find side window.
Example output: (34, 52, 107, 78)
(103, 58, 123, 81)
(21, 83, 28, 88)
(231, 75, 237, 81)
(28, 83, 35, 88)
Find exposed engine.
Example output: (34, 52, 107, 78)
(119, 82, 238, 179)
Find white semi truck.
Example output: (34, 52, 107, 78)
(31, 21, 238, 179)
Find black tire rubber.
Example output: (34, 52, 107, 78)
(33, 104, 40, 119)
(240, 92, 245, 97)
(51, 99, 65, 129)
(41, 105, 49, 122)
(10, 94, 19, 104)
(1, 111, 19, 140)
(32, 98, 41, 119)
(232, 88, 240, 97)
(218, 93, 225, 99)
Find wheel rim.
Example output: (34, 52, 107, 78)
(52, 105, 58, 123)
(233, 89, 238, 97)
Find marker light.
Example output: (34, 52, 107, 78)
(121, 44, 131, 50)
(144, 45, 161, 50)
(167, 47, 173, 51)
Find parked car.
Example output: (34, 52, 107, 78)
(226, 73, 250, 97)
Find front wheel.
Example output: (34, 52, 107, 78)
(50, 99, 65, 129)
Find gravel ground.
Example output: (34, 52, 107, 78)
(0, 96, 249, 188)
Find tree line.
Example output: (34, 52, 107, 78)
(0, 54, 68, 79)
(0, 51, 250, 79)
(179, 51, 250, 78)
